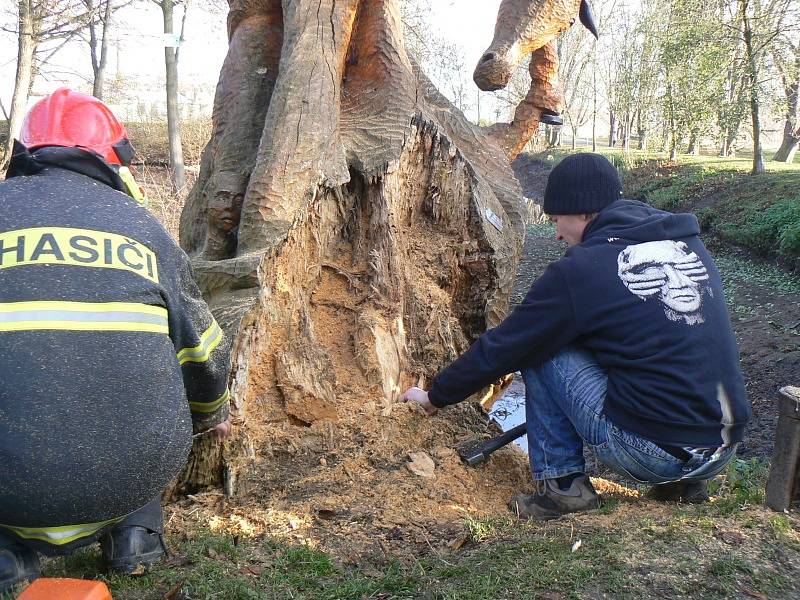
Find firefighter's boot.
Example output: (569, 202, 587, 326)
(100, 526, 166, 574)
(647, 480, 710, 503)
(0, 537, 40, 594)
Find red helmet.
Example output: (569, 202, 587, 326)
(20, 87, 133, 165)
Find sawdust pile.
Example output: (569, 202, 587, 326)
(172, 399, 532, 563)
(204, 288, 535, 563)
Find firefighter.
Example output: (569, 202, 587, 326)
(0, 88, 232, 592)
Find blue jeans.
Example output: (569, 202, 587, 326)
(522, 347, 737, 483)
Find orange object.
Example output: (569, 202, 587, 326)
(17, 578, 113, 600)
(20, 87, 131, 165)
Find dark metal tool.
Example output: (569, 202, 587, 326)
(456, 422, 527, 466)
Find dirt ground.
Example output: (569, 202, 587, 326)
(163, 155, 798, 568)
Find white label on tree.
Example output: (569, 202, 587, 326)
(163, 33, 182, 48)
(484, 208, 503, 232)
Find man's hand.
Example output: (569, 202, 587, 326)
(212, 417, 232, 441)
(401, 387, 438, 416)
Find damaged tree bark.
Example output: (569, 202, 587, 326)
(174, 0, 563, 496)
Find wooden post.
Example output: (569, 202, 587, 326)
(765, 386, 800, 511)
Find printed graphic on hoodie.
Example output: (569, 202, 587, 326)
(617, 240, 710, 325)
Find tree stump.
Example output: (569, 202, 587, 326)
(765, 386, 800, 511)
(173, 0, 565, 496)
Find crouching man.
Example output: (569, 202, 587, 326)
(402, 153, 751, 519)
(0, 88, 231, 592)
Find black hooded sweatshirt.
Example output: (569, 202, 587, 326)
(429, 199, 751, 448)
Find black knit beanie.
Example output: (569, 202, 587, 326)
(543, 153, 622, 215)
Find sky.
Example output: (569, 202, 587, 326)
(0, 0, 506, 122)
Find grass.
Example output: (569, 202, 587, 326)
(3, 458, 797, 600)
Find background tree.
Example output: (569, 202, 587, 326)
(152, 0, 189, 191)
(732, 0, 796, 173)
(82, 0, 133, 99)
(771, 28, 800, 162)
(400, 0, 473, 115)
(1, 0, 94, 165)
(557, 24, 593, 149)
(660, 0, 729, 158)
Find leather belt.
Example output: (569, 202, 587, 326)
(658, 444, 693, 461)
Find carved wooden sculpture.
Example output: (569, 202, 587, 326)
(174, 0, 596, 495)
(476, 0, 599, 158)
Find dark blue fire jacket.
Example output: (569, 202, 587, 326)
(0, 146, 230, 547)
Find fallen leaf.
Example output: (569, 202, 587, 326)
(129, 563, 147, 576)
(239, 565, 264, 577)
(447, 535, 469, 551)
(715, 529, 746, 545)
(205, 548, 223, 560)
(741, 587, 768, 600)
(362, 568, 384, 578)
(316, 508, 337, 520)
(407, 452, 436, 478)
(163, 581, 185, 600)
(164, 554, 191, 567)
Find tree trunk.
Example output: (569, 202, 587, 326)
(740, 0, 764, 174)
(772, 47, 799, 163)
(622, 112, 630, 150)
(161, 0, 186, 191)
(592, 55, 597, 152)
(687, 129, 699, 155)
(666, 80, 677, 160)
(90, 0, 113, 99)
(609, 110, 616, 147)
(174, 0, 527, 496)
(773, 123, 800, 164)
(2, 0, 35, 166)
(637, 112, 647, 150)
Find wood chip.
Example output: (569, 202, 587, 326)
(407, 452, 436, 478)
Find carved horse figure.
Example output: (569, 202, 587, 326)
(475, 0, 599, 158)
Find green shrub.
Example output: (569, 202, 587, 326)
(777, 198, 800, 256)
(708, 458, 768, 515)
(608, 151, 650, 173)
(726, 197, 800, 259)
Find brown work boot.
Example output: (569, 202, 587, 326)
(647, 480, 710, 504)
(509, 474, 601, 520)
